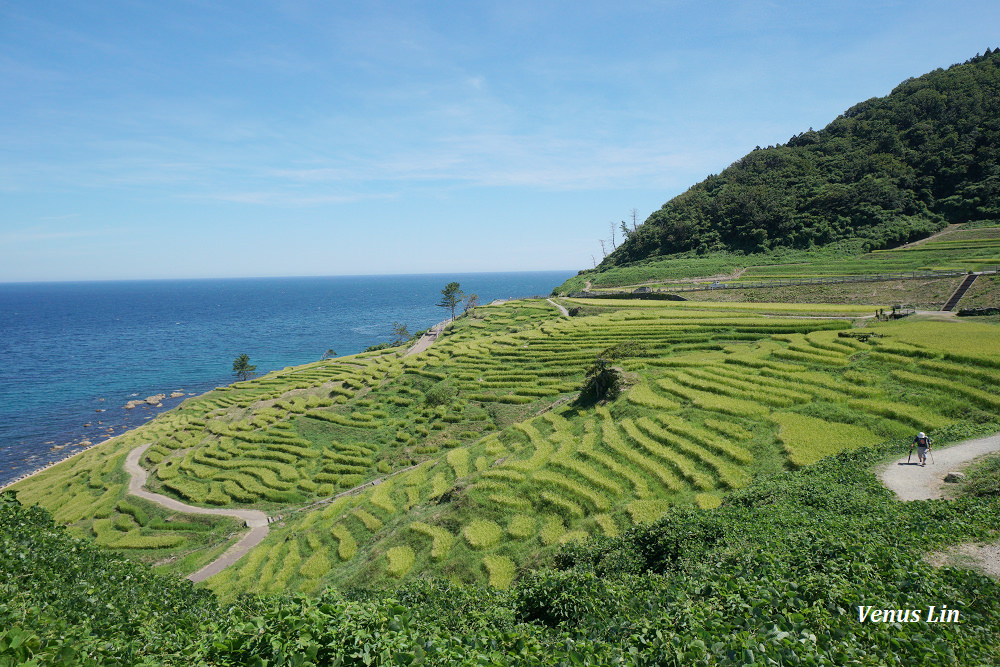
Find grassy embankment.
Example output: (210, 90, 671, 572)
(9, 292, 1000, 597)
(4, 354, 1000, 665)
(557, 223, 1000, 308)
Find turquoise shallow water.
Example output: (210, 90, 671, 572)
(0, 271, 571, 485)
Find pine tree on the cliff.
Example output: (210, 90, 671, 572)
(437, 282, 464, 321)
(232, 353, 257, 381)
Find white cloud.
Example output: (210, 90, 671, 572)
(0, 228, 108, 243)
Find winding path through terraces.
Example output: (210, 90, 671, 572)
(546, 298, 570, 316)
(124, 443, 270, 583)
(879, 432, 1000, 577)
(122, 325, 458, 584)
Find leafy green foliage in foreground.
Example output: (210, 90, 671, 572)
(4, 431, 999, 665)
(0, 492, 219, 665)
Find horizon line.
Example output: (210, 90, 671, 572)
(0, 268, 579, 287)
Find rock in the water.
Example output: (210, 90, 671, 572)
(944, 471, 967, 483)
(145, 394, 166, 405)
(170, 391, 185, 398)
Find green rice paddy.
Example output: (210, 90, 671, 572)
(564, 223, 1000, 293)
(8, 294, 1000, 596)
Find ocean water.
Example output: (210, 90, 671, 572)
(0, 271, 572, 486)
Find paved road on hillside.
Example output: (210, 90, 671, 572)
(124, 443, 270, 583)
(879, 433, 1000, 501)
(879, 433, 1000, 577)
(547, 298, 569, 316)
(405, 319, 450, 357)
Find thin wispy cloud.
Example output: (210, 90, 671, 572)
(2, 0, 999, 281)
(193, 191, 399, 206)
(0, 228, 110, 243)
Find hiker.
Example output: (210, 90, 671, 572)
(911, 432, 932, 467)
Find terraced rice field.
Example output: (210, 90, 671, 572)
(9, 296, 999, 595)
(574, 224, 1000, 296)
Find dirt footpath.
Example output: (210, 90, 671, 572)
(879, 433, 1000, 501)
(124, 443, 270, 582)
(547, 298, 569, 316)
(879, 433, 1000, 577)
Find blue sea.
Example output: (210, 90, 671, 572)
(0, 271, 571, 486)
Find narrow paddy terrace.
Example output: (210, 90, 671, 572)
(9, 297, 1000, 595)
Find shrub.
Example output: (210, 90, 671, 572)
(514, 569, 609, 627)
(424, 381, 457, 406)
(577, 358, 624, 404)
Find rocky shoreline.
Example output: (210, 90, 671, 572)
(1, 389, 191, 492)
(124, 391, 186, 410)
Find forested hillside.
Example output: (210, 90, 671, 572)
(603, 49, 1000, 268)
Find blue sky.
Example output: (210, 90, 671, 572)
(2, 1, 998, 282)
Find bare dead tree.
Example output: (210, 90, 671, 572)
(609, 222, 617, 250)
(591, 254, 597, 268)
(598, 239, 607, 258)
(631, 208, 640, 231)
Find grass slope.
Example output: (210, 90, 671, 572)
(4, 429, 999, 665)
(9, 296, 1000, 599)
(558, 222, 1000, 298)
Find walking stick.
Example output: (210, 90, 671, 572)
(929, 449, 935, 465)
(907, 446, 912, 464)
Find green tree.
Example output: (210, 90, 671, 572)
(437, 282, 464, 320)
(424, 380, 457, 406)
(232, 353, 257, 381)
(576, 340, 642, 405)
(596, 50, 1000, 268)
(578, 357, 623, 404)
(463, 293, 479, 315)
(391, 322, 410, 346)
